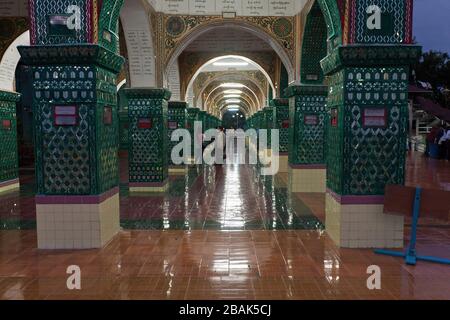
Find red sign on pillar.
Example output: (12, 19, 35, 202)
(304, 115, 319, 126)
(363, 108, 387, 128)
(2, 119, 11, 130)
(103, 106, 113, 125)
(138, 118, 152, 129)
(54, 106, 77, 126)
(331, 109, 338, 127)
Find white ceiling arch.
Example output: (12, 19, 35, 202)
(209, 89, 258, 113)
(195, 72, 267, 106)
(164, 21, 295, 85)
(186, 55, 275, 104)
(204, 83, 261, 114)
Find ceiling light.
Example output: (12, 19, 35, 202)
(220, 83, 245, 88)
(223, 94, 241, 98)
(226, 105, 240, 110)
(226, 99, 241, 104)
(223, 89, 243, 94)
(213, 61, 249, 67)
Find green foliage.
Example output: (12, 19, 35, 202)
(414, 51, 450, 108)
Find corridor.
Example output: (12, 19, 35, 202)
(1, 152, 323, 231)
(1, 0, 449, 303)
(1, 152, 450, 300)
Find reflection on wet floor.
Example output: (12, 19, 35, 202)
(121, 164, 323, 231)
(1, 151, 449, 231)
(0, 160, 323, 231)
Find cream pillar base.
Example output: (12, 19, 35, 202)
(169, 166, 188, 175)
(288, 165, 326, 193)
(278, 154, 288, 173)
(129, 181, 169, 193)
(0, 179, 20, 194)
(36, 188, 120, 250)
(325, 191, 404, 248)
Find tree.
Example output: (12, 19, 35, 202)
(413, 51, 450, 108)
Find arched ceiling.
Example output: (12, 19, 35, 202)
(192, 69, 269, 109)
(182, 53, 274, 117)
(177, 27, 281, 98)
(199, 77, 267, 116)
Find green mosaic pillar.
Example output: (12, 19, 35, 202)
(119, 111, 129, 151)
(207, 114, 213, 131)
(186, 108, 200, 164)
(271, 98, 290, 173)
(285, 85, 328, 193)
(0, 91, 20, 194)
(260, 106, 274, 166)
(20, 0, 125, 250)
(168, 101, 187, 175)
(253, 110, 264, 158)
(199, 111, 207, 132)
(125, 88, 171, 192)
(321, 0, 420, 248)
(118, 89, 129, 151)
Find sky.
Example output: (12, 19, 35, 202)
(413, 0, 450, 53)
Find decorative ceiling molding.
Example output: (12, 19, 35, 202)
(180, 51, 275, 100)
(163, 15, 296, 81)
(193, 70, 267, 104)
(201, 79, 265, 114)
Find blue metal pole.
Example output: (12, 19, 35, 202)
(405, 187, 422, 265)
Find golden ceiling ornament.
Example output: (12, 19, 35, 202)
(163, 14, 296, 69)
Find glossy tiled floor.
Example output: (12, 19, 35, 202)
(0, 151, 449, 300)
(1, 228, 450, 300)
(1, 155, 323, 231)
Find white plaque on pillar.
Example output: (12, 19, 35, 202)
(269, 0, 294, 16)
(242, 0, 268, 16)
(167, 62, 181, 101)
(216, 0, 242, 14)
(162, 0, 189, 14)
(0, 31, 29, 91)
(189, 0, 216, 15)
(148, 0, 299, 16)
(126, 30, 156, 88)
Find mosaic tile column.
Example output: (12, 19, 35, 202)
(19, 46, 124, 249)
(19, 0, 125, 249)
(198, 111, 207, 132)
(125, 88, 171, 192)
(186, 107, 200, 164)
(118, 89, 129, 151)
(168, 101, 187, 175)
(118, 111, 129, 151)
(0, 91, 20, 194)
(321, 46, 421, 248)
(259, 106, 274, 167)
(316, 0, 420, 248)
(271, 98, 289, 173)
(286, 85, 328, 193)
